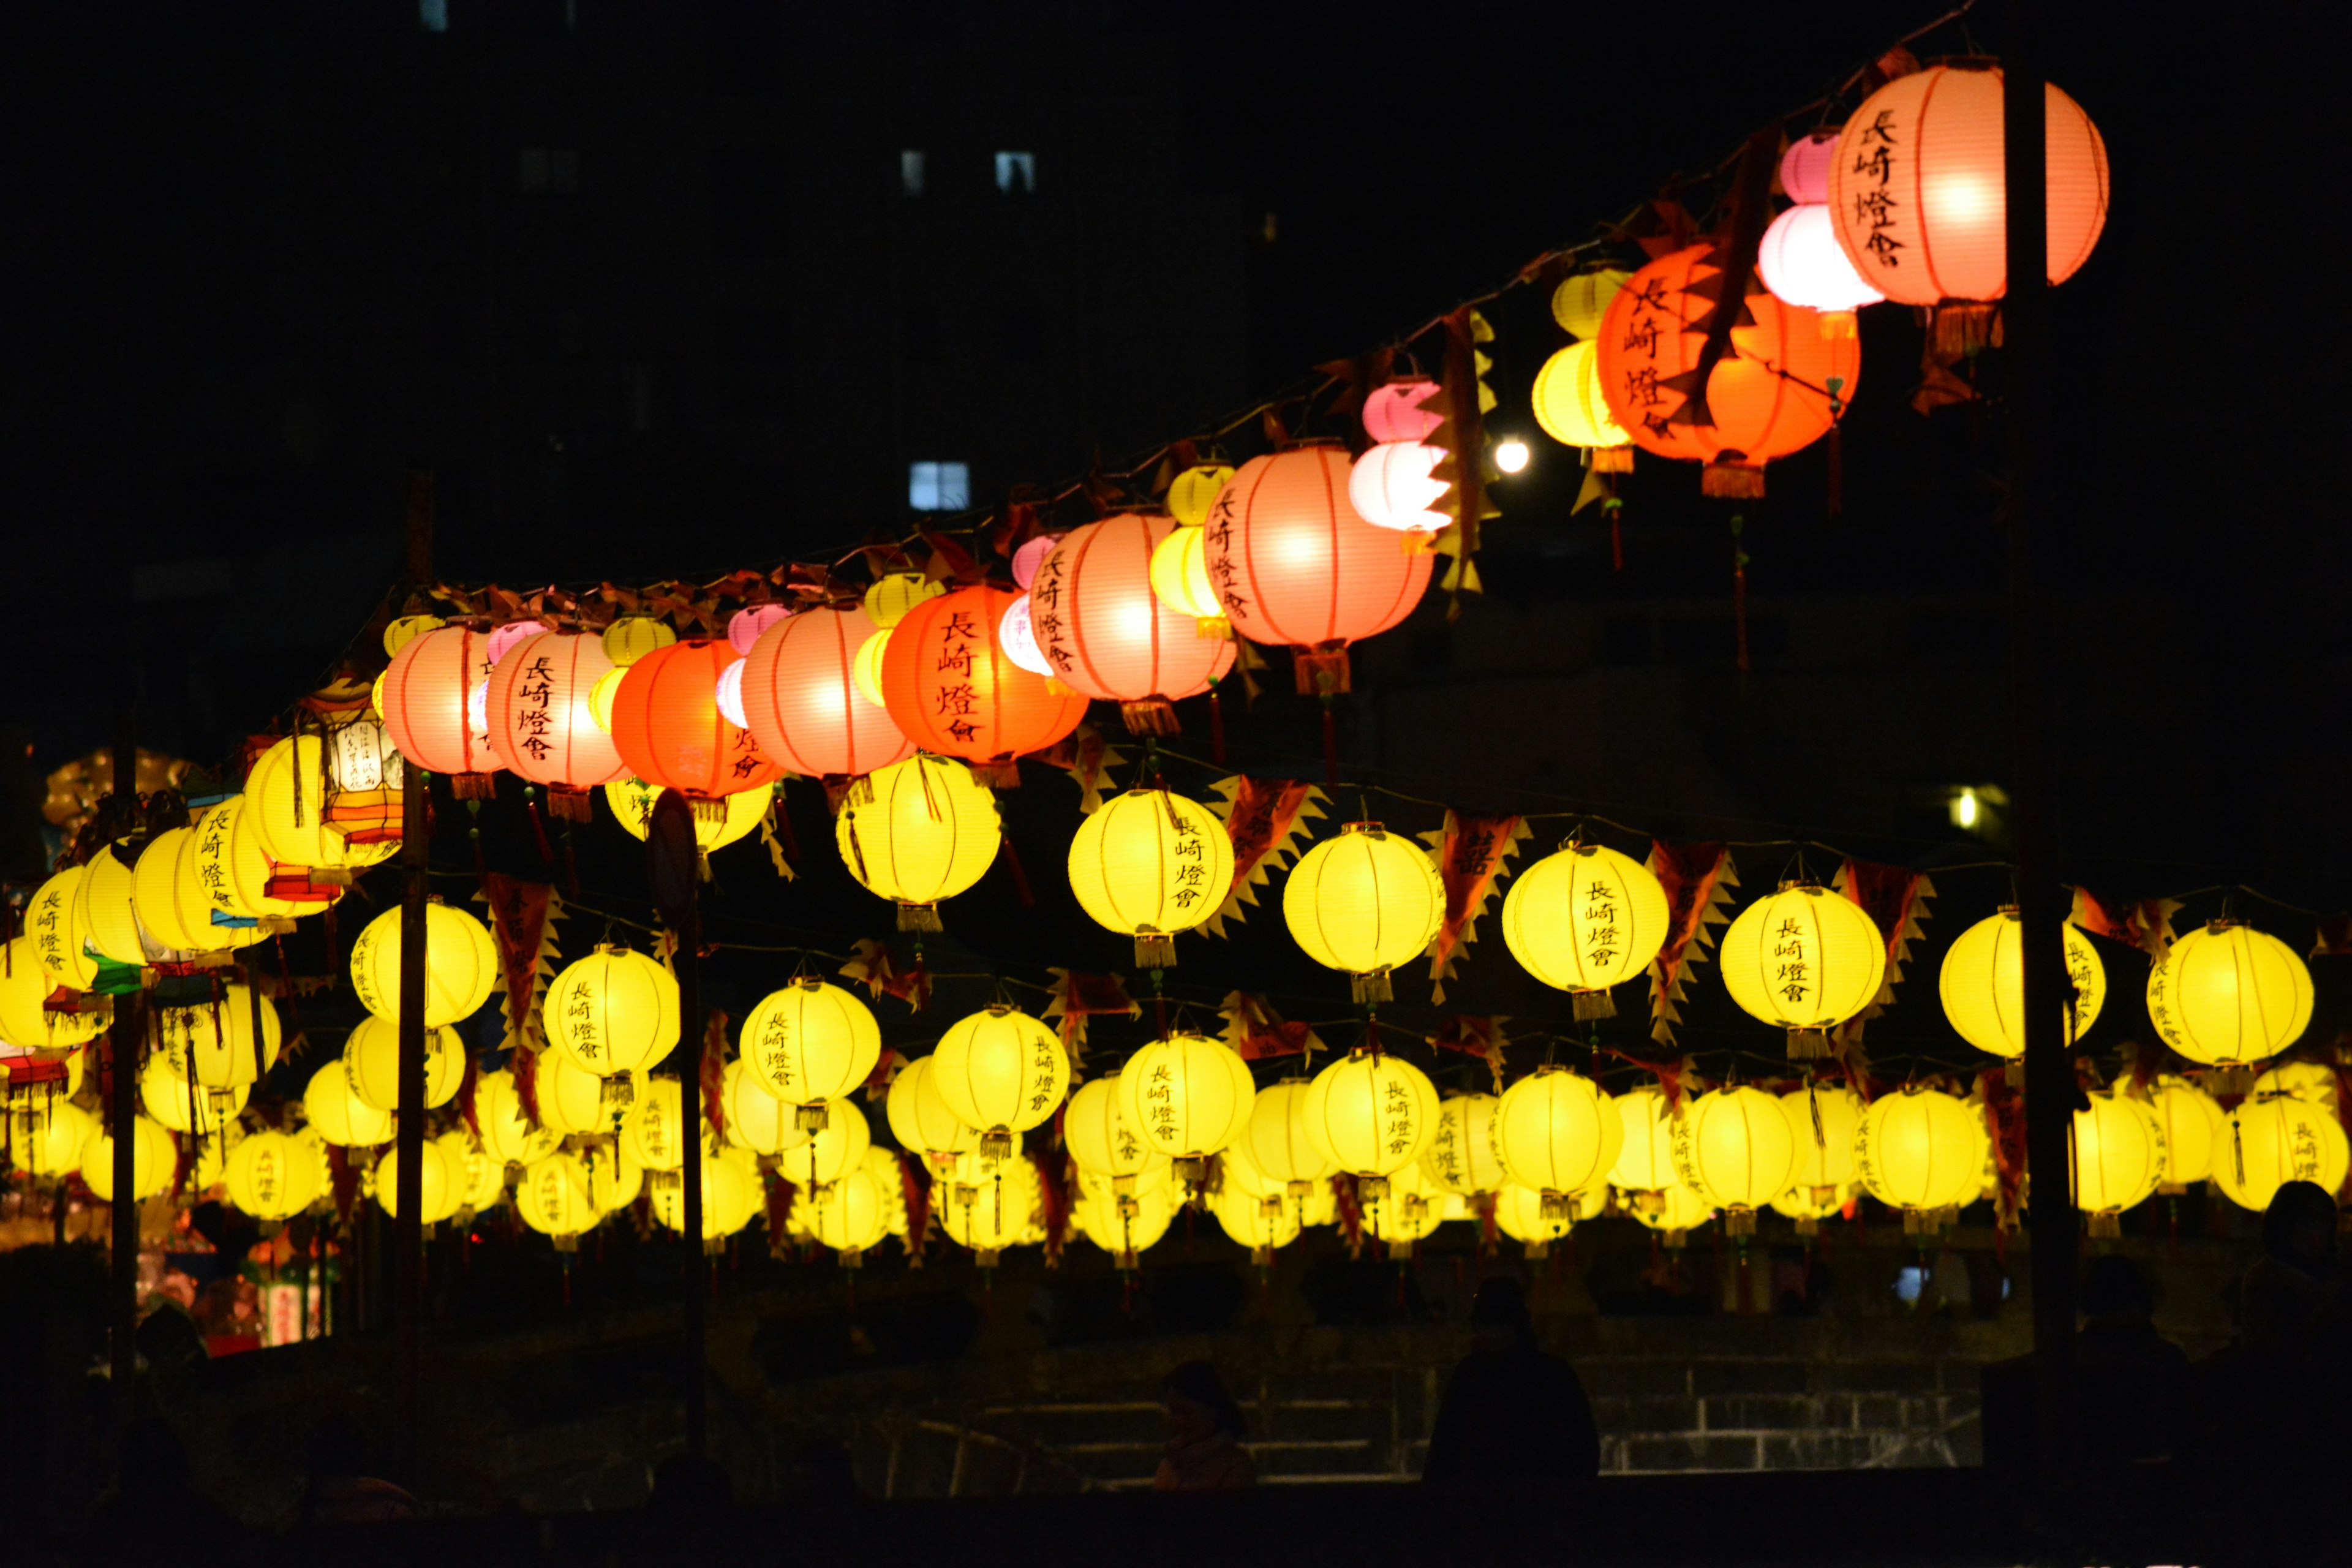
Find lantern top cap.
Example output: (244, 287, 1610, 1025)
(1773, 880, 1825, 894)
(594, 941, 630, 956)
(1341, 821, 1386, 838)
(789, 974, 823, 991)
(2204, 917, 2248, 933)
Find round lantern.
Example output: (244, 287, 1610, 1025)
(379, 624, 502, 780)
(342, 1014, 465, 1112)
(1074, 1179, 1181, 1264)
(2212, 1096, 2351, 1213)
(739, 977, 881, 1126)
(536, 1055, 640, 1140)
(10, 1101, 94, 1178)
(608, 639, 781, 800)
(884, 1054, 978, 1170)
(1116, 1032, 1257, 1166)
(140, 1055, 247, 1135)
(153, 984, 282, 1089)
(834, 754, 1001, 929)
(1530, 342, 1634, 455)
(1067, 786, 1237, 967)
(880, 585, 1088, 767)
(1147, 526, 1227, 638)
(0, 937, 104, 1051)
(1626, 1183, 1716, 1237)
(1939, 909, 2108, 1058)
(546, 944, 679, 1078)
(2147, 921, 2313, 1068)
(737, 605, 914, 780)
(803, 1163, 894, 1257)
(1781, 1083, 1864, 1201)
(517, 1152, 598, 1237)
(1500, 841, 1672, 1017)
(244, 736, 404, 876)
(1493, 1181, 1600, 1254)
(604, 776, 769, 852)
(374, 1140, 459, 1224)
(936, 1150, 1042, 1261)
(1828, 65, 2109, 306)
(26, 866, 97, 990)
(1756, 203, 1884, 317)
(475, 1068, 558, 1166)
(602, 616, 677, 667)
(863, 573, 945, 630)
(2070, 1092, 2166, 1227)
(1233, 1078, 1333, 1196)
(584, 1145, 643, 1213)
(223, 1130, 318, 1219)
(1672, 1086, 1799, 1225)
(210, 796, 326, 922)
(1300, 1049, 1436, 1194)
(777, 1098, 870, 1189)
(1348, 442, 1449, 533)
(1166, 464, 1235, 528)
(1855, 1087, 1983, 1215)
(1027, 514, 1235, 729)
(1551, 268, 1628, 339)
(1212, 1183, 1298, 1257)
(1362, 379, 1443, 442)
(1198, 446, 1432, 687)
(1720, 883, 1887, 1055)
(304, 1061, 391, 1147)
(1494, 1068, 1623, 1210)
(74, 843, 153, 968)
(723, 1059, 810, 1157)
(1360, 1183, 1443, 1253)
(484, 630, 627, 797)
(650, 1157, 756, 1240)
(1063, 1072, 1166, 1191)
(136, 821, 265, 956)
(439, 1133, 503, 1213)
(1610, 1086, 1681, 1191)
(623, 1077, 698, 1172)
(1282, 823, 1444, 1003)
(1421, 1091, 1506, 1197)
(82, 1117, 176, 1203)
(349, 902, 497, 1027)
(929, 1006, 1070, 1155)
(383, 613, 443, 657)
(2253, 1059, 2339, 1112)
(2132, 1074, 2224, 1189)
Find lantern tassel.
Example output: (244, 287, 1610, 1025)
(895, 902, 941, 932)
(1350, 968, 1392, 1006)
(1786, 1028, 1830, 1060)
(1207, 690, 1226, 765)
(997, 832, 1035, 908)
(448, 771, 497, 802)
(524, 791, 556, 868)
(544, 784, 593, 824)
(1134, 933, 1175, 970)
(1118, 698, 1180, 737)
(1571, 989, 1616, 1023)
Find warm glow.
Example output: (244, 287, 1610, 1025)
(0, 936, 103, 1050)
(374, 1140, 460, 1224)
(1938, 909, 2107, 1058)
(1755, 203, 1884, 314)
(884, 1054, 978, 1164)
(1348, 440, 1450, 531)
(476, 1068, 558, 1165)
(833, 754, 1001, 918)
(1608, 1087, 1681, 1191)
(1494, 1068, 1621, 1198)
(1422, 1091, 1506, 1196)
(1234, 1078, 1334, 1189)
(1166, 464, 1235, 527)
(1673, 1086, 1799, 1213)
(1781, 1084, 1863, 1193)
(1200, 447, 1433, 653)
(1719, 884, 1886, 1034)
(1282, 823, 1444, 983)
(246, 736, 402, 874)
(343, 1014, 464, 1112)
(2070, 1092, 2166, 1217)
(2147, 921, 2313, 1067)
(998, 594, 1055, 676)
(2212, 1095, 2351, 1212)
(603, 775, 769, 851)
(154, 983, 281, 1088)
(1493, 437, 1530, 475)
(739, 977, 881, 1109)
(1149, 526, 1223, 622)
(881, 584, 1088, 763)
(223, 1130, 320, 1220)
(1854, 1087, 1983, 1212)
(484, 630, 627, 788)
(1550, 269, 1627, 339)
(929, 1006, 1070, 1140)
(737, 605, 914, 778)
(1116, 1032, 1256, 1161)
(1028, 514, 1234, 705)
(851, 630, 891, 707)
(380, 625, 502, 777)
(803, 1163, 894, 1254)
(517, 1152, 597, 1237)
(1300, 1049, 1436, 1179)
(1066, 787, 1236, 957)
(348, 901, 498, 1027)
(1501, 842, 1671, 998)
(1531, 342, 1631, 451)
(862, 571, 944, 630)
(608, 638, 781, 800)
(304, 1061, 392, 1147)
(623, 1077, 693, 1172)
(546, 944, 680, 1077)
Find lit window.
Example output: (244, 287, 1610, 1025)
(900, 150, 925, 196)
(420, 0, 450, 31)
(518, 149, 579, 194)
(908, 462, 970, 511)
(993, 151, 1036, 195)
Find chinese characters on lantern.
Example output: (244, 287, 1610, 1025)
(1581, 875, 1621, 977)
(933, 609, 982, 749)
(1849, 110, 1902, 266)
(1774, 916, 1813, 1006)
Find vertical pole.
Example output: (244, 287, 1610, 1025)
(2002, 0, 2078, 1490)
(677, 913, 707, 1453)
(393, 473, 434, 1487)
(107, 711, 140, 1430)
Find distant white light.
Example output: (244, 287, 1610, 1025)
(1951, 788, 1980, 829)
(1493, 437, 1531, 475)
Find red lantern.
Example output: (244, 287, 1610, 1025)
(880, 585, 1087, 777)
(484, 631, 626, 816)
(608, 639, 781, 799)
(1027, 514, 1235, 736)
(736, 605, 914, 780)
(1199, 445, 1431, 694)
(379, 625, 503, 795)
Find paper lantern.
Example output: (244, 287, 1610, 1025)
(999, 595, 1054, 677)
(2147, 921, 2313, 1068)
(1211, 1183, 1298, 1257)
(2069, 1092, 2166, 1227)
(1499, 842, 1671, 1017)
(1939, 909, 2108, 1058)
(73, 843, 153, 968)
(153, 984, 281, 1090)
(1421, 1091, 1506, 1196)
(608, 639, 780, 800)
(380, 625, 502, 781)
(1147, 526, 1227, 638)
(244, 736, 403, 877)
(1199, 447, 1432, 690)
(1362, 378, 1442, 442)
(722, 1059, 810, 1157)
(1348, 441, 1449, 533)
(546, 944, 679, 1077)
(1530, 342, 1634, 456)
(936, 1149, 1042, 1260)
(536, 1054, 640, 1139)
(440, 1129, 503, 1213)
(1756, 203, 1884, 317)
(1233, 1077, 1333, 1195)
(834, 754, 1001, 929)
(205, 796, 322, 922)
(222, 1130, 317, 1219)
(136, 820, 265, 956)
(0, 938, 104, 1051)
(1301, 1049, 1435, 1192)
(1360, 1183, 1443, 1253)
(484, 631, 627, 799)
(517, 1152, 598, 1237)
(1117, 1032, 1256, 1164)
(342, 1014, 464, 1113)
(304, 1062, 391, 1147)
(2253, 1060, 2339, 1111)
(862, 572, 944, 630)
(1609, 1086, 1681, 1191)
(1494, 1069, 1623, 1212)
(777, 1098, 870, 1189)
(140, 1053, 247, 1135)
(1855, 1087, 1983, 1215)
(1166, 464, 1235, 527)
(475, 1068, 558, 1166)
(1671, 1086, 1798, 1226)
(737, 605, 914, 780)
(604, 775, 769, 851)
(1626, 1182, 1716, 1237)
(1828, 65, 2109, 306)
(1282, 823, 1444, 1003)
(884, 1054, 978, 1170)
(1720, 883, 1887, 1055)
(26, 867, 97, 990)
(601, 616, 677, 667)
(1066, 786, 1236, 966)
(624, 1077, 695, 1172)
(374, 1140, 458, 1224)
(1027, 514, 1235, 729)
(2127, 1074, 2223, 1190)
(1781, 1083, 1863, 1200)
(650, 1156, 756, 1240)
(1063, 1072, 1155, 1186)
(349, 902, 497, 1027)
(584, 1144, 643, 1213)
(383, 613, 443, 657)
(803, 1163, 894, 1257)
(1770, 1179, 1856, 1226)
(10, 1100, 93, 1178)
(739, 977, 880, 1125)
(1493, 1180, 1602, 1253)
(930, 1006, 1069, 1155)
(880, 585, 1087, 767)
(318, 718, 406, 845)
(82, 1116, 176, 1202)
(2212, 1096, 2351, 1213)
(1073, 1177, 1181, 1263)
(1550, 269, 1627, 339)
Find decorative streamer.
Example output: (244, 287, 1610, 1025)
(1219, 992, 1322, 1063)
(1199, 776, 1326, 938)
(1417, 812, 1531, 1003)
(1645, 842, 1739, 1049)
(1831, 859, 1937, 1048)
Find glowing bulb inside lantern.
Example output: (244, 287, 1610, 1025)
(1000, 595, 1054, 677)
(1952, 788, 1980, 829)
(466, 680, 489, 736)
(1494, 439, 1531, 474)
(851, 630, 891, 708)
(714, 657, 748, 729)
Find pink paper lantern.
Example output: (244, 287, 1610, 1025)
(728, 604, 791, 656)
(1780, 130, 1838, 205)
(484, 621, 539, 666)
(1757, 205, 1885, 315)
(1362, 379, 1442, 443)
(1010, 533, 1057, 590)
(736, 605, 914, 780)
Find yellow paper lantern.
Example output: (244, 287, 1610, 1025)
(140, 1054, 249, 1135)
(26, 866, 98, 990)
(348, 902, 499, 1027)
(1062, 1072, 1163, 1189)
(1211, 1183, 1297, 1256)
(1068, 788, 1237, 967)
(191, 1122, 244, 1191)
(1166, 464, 1235, 527)
(1780, 1083, 1864, 1199)
(935, 1150, 1042, 1260)
(1493, 1181, 1602, 1251)
(850, 631, 892, 709)
(1148, 527, 1229, 636)
(342, 1014, 465, 1113)
(835, 755, 1001, 929)
(81, 1116, 176, 1202)
(1530, 342, 1633, 451)
(2211, 1095, 2350, 1213)
(1551, 268, 1628, 338)
(2128, 1073, 2223, 1189)
(600, 616, 676, 666)
(376, 1140, 461, 1223)
(1232, 1077, 1335, 1194)
(865, 1146, 911, 1236)
(10, 1101, 94, 1178)
(153, 985, 282, 1090)
(583, 1144, 642, 1213)
(219, 794, 343, 921)
(1855, 1087, 1983, 1214)
(304, 1062, 392, 1147)
(779, 1098, 870, 1189)
(517, 1152, 598, 1237)
(1282, 823, 1445, 1003)
(153, 814, 268, 955)
(1672, 1085, 1799, 1223)
(1360, 1185, 1443, 1251)
(1075, 1181, 1180, 1261)
(2147, 921, 2313, 1068)
(1499, 842, 1670, 1016)
(603, 776, 769, 851)
(2070, 1092, 2166, 1223)
(739, 978, 881, 1124)
(650, 1156, 757, 1240)
(384, 613, 444, 657)
(1625, 1182, 1715, 1237)
(884, 1054, 978, 1169)
(223, 1129, 318, 1219)
(862, 571, 946, 630)
(722, 1058, 811, 1157)
(1719, 883, 1887, 1053)
(1301, 1049, 1437, 1191)
(1609, 1086, 1681, 1191)
(245, 735, 401, 873)
(2252, 1059, 2339, 1109)
(474, 1068, 559, 1165)
(1494, 1068, 1623, 1207)
(1422, 1091, 1506, 1196)
(929, 1006, 1069, 1153)
(1938, 909, 2108, 1058)
(546, 944, 679, 1077)
(440, 1129, 506, 1211)
(536, 1053, 640, 1138)
(1770, 1180, 1858, 1225)
(0, 937, 105, 1051)
(74, 842, 151, 967)
(623, 1076, 696, 1172)
(802, 1164, 893, 1256)
(1116, 1032, 1256, 1163)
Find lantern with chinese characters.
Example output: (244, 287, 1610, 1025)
(884, 1054, 977, 1172)
(1500, 841, 1671, 1019)
(349, 902, 497, 1027)
(936, 1148, 1042, 1264)
(153, 984, 281, 1090)
(739, 977, 880, 1129)
(737, 605, 914, 780)
(10, 1100, 92, 1178)
(1301, 1049, 1436, 1199)
(246, 736, 402, 875)
(380, 624, 503, 791)
(2130, 1073, 2223, 1191)
(1117, 1032, 1256, 1172)
(1494, 1068, 1622, 1216)
(535, 1053, 641, 1139)
(722, 1059, 807, 1157)
(1780, 1082, 1863, 1214)
(136, 818, 265, 956)
(320, 718, 406, 845)
(1609, 1086, 1681, 1193)
(475, 1068, 559, 1166)
(880, 585, 1087, 772)
(1166, 464, 1235, 527)
(1530, 342, 1634, 465)
(1066, 786, 1235, 967)
(26, 865, 97, 990)
(609, 639, 780, 800)
(1939, 908, 2108, 1058)
(1199, 446, 1433, 696)
(1829, 65, 2109, 307)
(1233, 1077, 1333, 1197)
(604, 776, 769, 852)
(517, 1152, 598, 1238)
(198, 796, 315, 925)
(1282, 823, 1445, 1003)
(1855, 1086, 1984, 1226)
(1719, 883, 1887, 1057)
(457, 1139, 510, 1212)
(546, 944, 679, 1079)
(1551, 269, 1627, 338)
(81, 1116, 176, 1203)
(0, 937, 104, 1051)
(485, 631, 627, 815)
(929, 1006, 1069, 1156)
(304, 1062, 391, 1147)
(2069, 1091, 2166, 1233)
(1420, 1091, 1506, 1197)
(2146, 921, 2313, 1071)
(2211, 1095, 2350, 1213)
(834, 754, 1001, 929)
(1147, 525, 1228, 640)
(224, 1129, 318, 1220)
(140, 1052, 247, 1135)
(1028, 514, 1235, 733)
(622, 1076, 697, 1172)
(803, 1162, 894, 1260)
(1671, 1086, 1798, 1232)
(342, 1015, 465, 1112)
(1063, 1072, 1166, 1193)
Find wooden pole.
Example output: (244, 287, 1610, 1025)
(677, 913, 707, 1453)
(393, 473, 434, 1487)
(107, 709, 140, 1430)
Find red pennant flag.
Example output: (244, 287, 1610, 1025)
(1202, 776, 1326, 938)
(2068, 888, 2180, 961)
(1832, 859, 1936, 1047)
(1419, 813, 1529, 1002)
(1427, 1015, 1510, 1090)
(1645, 842, 1739, 1047)
(1220, 992, 1324, 1062)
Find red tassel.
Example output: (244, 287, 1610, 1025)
(769, 786, 802, 867)
(1826, 421, 1844, 519)
(1609, 505, 1625, 573)
(1320, 700, 1340, 788)
(525, 794, 555, 867)
(1733, 567, 1750, 675)
(1208, 690, 1226, 765)
(998, 832, 1035, 908)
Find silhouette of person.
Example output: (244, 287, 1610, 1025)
(1422, 1275, 1599, 1485)
(81, 1419, 239, 1567)
(1153, 1360, 1254, 1490)
(2076, 1253, 2188, 1468)
(2241, 1179, 2339, 1362)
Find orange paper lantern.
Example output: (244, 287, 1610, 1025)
(609, 639, 781, 800)
(880, 584, 1088, 771)
(484, 631, 627, 803)
(736, 605, 914, 780)
(379, 625, 503, 782)
(1027, 513, 1235, 735)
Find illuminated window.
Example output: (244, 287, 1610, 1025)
(908, 462, 970, 511)
(993, 151, 1036, 195)
(900, 150, 925, 196)
(420, 0, 449, 31)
